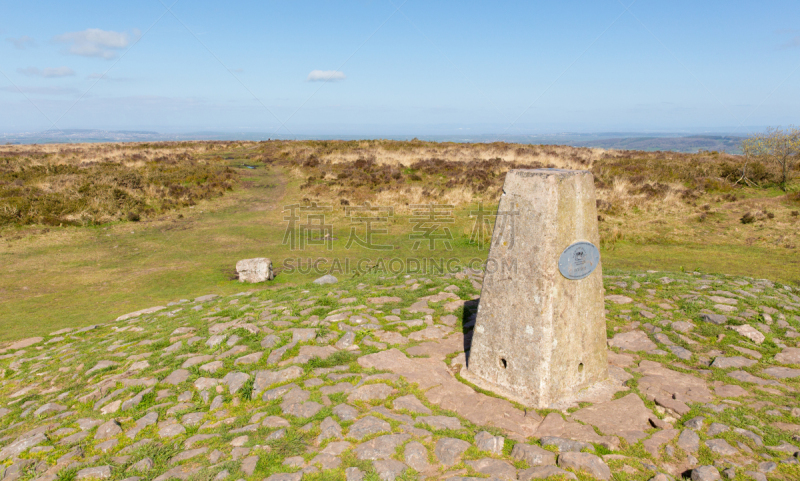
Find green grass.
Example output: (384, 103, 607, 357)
(1, 145, 799, 341)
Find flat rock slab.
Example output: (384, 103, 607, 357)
(571, 393, 653, 443)
(511, 444, 556, 467)
(710, 356, 757, 369)
(163, 369, 190, 385)
(775, 348, 800, 365)
(518, 466, 577, 481)
(392, 395, 432, 414)
(762, 367, 800, 379)
(466, 458, 517, 481)
(354, 434, 410, 460)
(535, 413, 616, 447)
(608, 331, 657, 352)
(347, 383, 393, 402)
(359, 347, 540, 438)
(348, 416, 390, 440)
(634, 361, 713, 403)
(435, 437, 471, 466)
(557, 452, 611, 480)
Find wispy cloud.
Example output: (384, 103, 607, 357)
(53, 28, 140, 59)
(88, 73, 129, 82)
(307, 70, 346, 82)
(779, 36, 800, 49)
(1, 86, 78, 96)
(17, 66, 75, 78)
(5, 35, 36, 49)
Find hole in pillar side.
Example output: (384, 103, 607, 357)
(578, 362, 584, 373)
(499, 357, 508, 369)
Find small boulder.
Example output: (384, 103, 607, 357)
(236, 258, 273, 283)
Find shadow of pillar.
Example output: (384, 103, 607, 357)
(461, 298, 479, 365)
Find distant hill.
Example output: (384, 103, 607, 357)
(572, 135, 744, 153)
(1, 130, 745, 153)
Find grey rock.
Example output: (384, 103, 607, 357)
(222, 371, 250, 394)
(417, 415, 462, 430)
(707, 423, 729, 436)
(743, 471, 766, 481)
(317, 417, 342, 443)
(309, 453, 340, 470)
(404, 441, 430, 472)
(540, 436, 593, 453)
(435, 437, 471, 466)
(348, 416, 390, 440)
(34, 403, 66, 417)
(313, 274, 338, 285)
(701, 313, 728, 325)
(705, 439, 738, 456)
(236, 258, 273, 283)
(0, 432, 47, 460)
(691, 465, 721, 481)
(169, 447, 208, 464)
(354, 434, 410, 460)
(466, 458, 517, 481)
(76, 466, 112, 479)
(96, 419, 122, 440)
(163, 369, 190, 385)
(282, 401, 322, 418)
(510, 443, 556, 467)
(260, 335, 279, 349)
(392, 395, 431, 414)
(347, 383, 393, 402)
(335, 331, 356, 350)
(668, 345, 693, 360)
(131, 458, 154, 472)
(345, 467, 365, 481)
(711, 356, 757, 369)
(733, 427, 763, 446)
(684, 416, 705, 430)
(333, 404, 359, 421)
(474, 431, 504, 454)
(757, 461, 776, 473)
(557, 452, 611, 480)
(518, 466, 577, 481)
(253, 367, 303, 395)
(678, 430, 700, 453)
(241, 456, 258, 476)
(373, 460, 407, 481)
(159, 423, 186, 438)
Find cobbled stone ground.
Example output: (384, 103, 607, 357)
(1, 270, 800, 481)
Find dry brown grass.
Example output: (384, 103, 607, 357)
(2, 139, 798, 250)
(0, 141, 248, 226)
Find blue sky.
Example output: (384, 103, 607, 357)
(1, 0, 799, 136)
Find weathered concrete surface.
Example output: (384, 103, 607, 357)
(466, 169, 608, 408)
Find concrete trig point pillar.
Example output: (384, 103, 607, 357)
(464, 168, 608, 408)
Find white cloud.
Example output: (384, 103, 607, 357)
(307, 70, 346, 82)
(6, 35, 36, 49)
(53, 28, 140, 59)
(17, 66, 75, 78)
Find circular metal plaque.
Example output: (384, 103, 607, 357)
(558, 241, 600, 280)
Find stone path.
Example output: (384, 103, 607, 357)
(1, 271, 799, 480)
